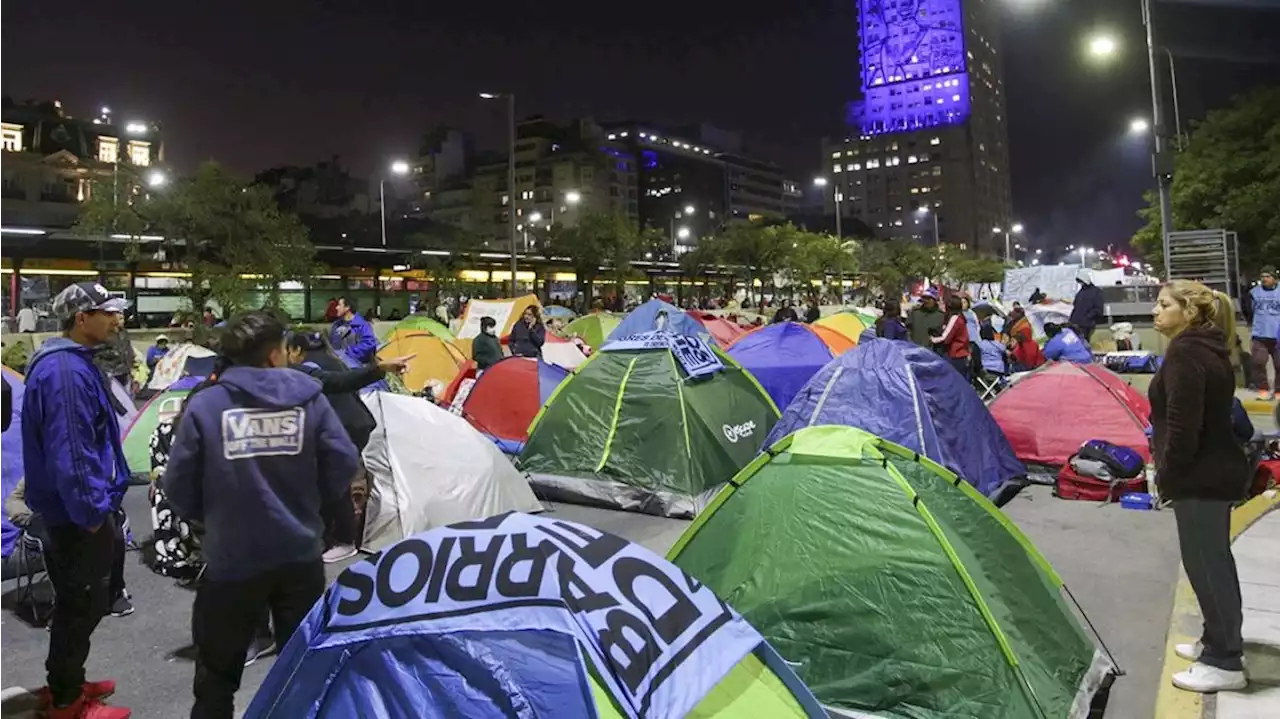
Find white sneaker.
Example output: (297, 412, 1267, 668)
(1172, 662, 1247, 693)
(1175, 642, 1202, 661)
(322, 545, 357, 564)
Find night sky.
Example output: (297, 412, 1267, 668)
(4, 0, 1277, 257)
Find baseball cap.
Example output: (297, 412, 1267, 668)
(51, 282, 130, 322)
(1261, 265, 1276, 277)
(921, 289, 940, 300)
(156, 334, 170, 343)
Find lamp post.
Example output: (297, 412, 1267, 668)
(915, 206, 939, 246)
(670, 204, 695, 258)
(813, 177, 843, 238)
(482, 91, 519, 295)
(994, 224, 1022, 263)
(380, 160, 410, 247)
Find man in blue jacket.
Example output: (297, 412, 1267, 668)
(1043, 322, 1094, 364)
(328, 296, 377, 365)
(22, 282, 133, 719)
(163, 311, 360, 719)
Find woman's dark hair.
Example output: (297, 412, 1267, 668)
(219, 311, 286, 368)
(287, 331, 326, 354)
(945, 296, 964, 316)
(875, 300, 901, 336)
(980, 325, 996, 341)
(1043, 322, 1062, 338)
(523, 305, 541, 321)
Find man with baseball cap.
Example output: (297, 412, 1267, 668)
(21, 282, 133, 718)
(1245, 266, 1279, 401)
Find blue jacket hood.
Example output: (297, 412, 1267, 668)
(28, 336, 93, 371)
(216, 366, 323, 409)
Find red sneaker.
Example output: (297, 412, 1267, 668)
(36, 680, 117, 710)
(41, 695, 131, 719)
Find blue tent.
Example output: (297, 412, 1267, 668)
(726, 322, 840, 410)
(766, 339, 1027, 501)
(2, 366, 25, 558)
(246, 512, 825, 719)
(608, 298, 704, 342)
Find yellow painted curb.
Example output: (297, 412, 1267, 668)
(1153, 491, 1280, 719)
(1239, 398, 1274, 414)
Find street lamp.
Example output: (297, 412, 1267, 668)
(380, 159, 410, 247)
(146, 170, 167, 188)
(994, 224, 1022, 262)
(1129, 117, 1151, 136)
(683, 204, 695, 215)
(481, 91, 518, 295)
(564, 190, 582, 205)
(813, 176, 843, 238)
(915, 206, 939, 246)
(1087, 34, 1118, 58)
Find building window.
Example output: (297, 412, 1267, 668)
(933, 166, 943, 176)
(127, 140, 151, 166)
(831, 151, 840, 158)
(866, 159, 881, 169)
(930, 137, 941, 146)
(98, 136, 119, 163)
(833, 164, 842, 173)
(1, 123, 22, 152)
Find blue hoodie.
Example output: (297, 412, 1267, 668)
(161, 366, 360, 580)
(329, 313, 378, 365)
(1043, 328, 1094, 364)
(21, 338, 131, 529)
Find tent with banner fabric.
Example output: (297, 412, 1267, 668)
(146, 343, 217, 391)
(124, 375, 204, 479)
(726, 322, 853, 410)
(453, 295, 543, 357)
(608, 298, 706, 342)
(377, 329, 466, 396)
(452, 357, 569, 454)
(769, 339, 1027, 502)
(519, 333, 780, 518)
(669, 426, 1116, 719)
(359, 392, 543, 551)
(813, 311, 872, 343)
(376, 314, 455, 342)
(562, 312, 621, 350)
(2, 366, 26, 558)
(245, 512, 825, 719)
(688, 311, 748, 348)
(989, 362, 1151, 470)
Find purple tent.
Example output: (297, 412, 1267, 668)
(2, 366, 26, 558)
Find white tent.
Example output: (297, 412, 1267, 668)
(360, 392, 543, 551)
(146, 343, 217, 390)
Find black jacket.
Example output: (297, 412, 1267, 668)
(509, 321, 545, 358)
(1149, 326, 1251, 501)
(1069, 283, 1105, 330)
(292, 362, 384, 451)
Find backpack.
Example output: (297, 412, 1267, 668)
(1076, 439, 1145, 479)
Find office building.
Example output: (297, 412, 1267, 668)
(2, 99, 163, 228)
(822, 0, 1013, 252)
(604, 122, 801, 253)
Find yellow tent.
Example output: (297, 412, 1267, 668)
(814, 312, 869, 344)
(453, 295, 543, 357)
(378, 330, 466, 395)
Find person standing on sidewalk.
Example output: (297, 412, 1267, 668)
(162, 311, 360, 719)
(21, 282, 134, 719)
(1150, 280, 1252, 694)
(1243, 266, 1279, 400)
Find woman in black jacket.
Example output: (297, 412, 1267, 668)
(509, 306, 545, 358)
(285, 332, 412, 562)
(1150, 280, 1250, 694)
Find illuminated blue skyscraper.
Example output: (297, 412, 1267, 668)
(823, 0, 1012, 253)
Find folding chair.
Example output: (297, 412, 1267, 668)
(974, 371, 1008, 401)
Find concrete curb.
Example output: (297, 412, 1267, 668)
(1239, 398, 1275, 415)
(1153, 491, 1280, 719)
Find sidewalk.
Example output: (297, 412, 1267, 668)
(1156, 492, 1280, 719)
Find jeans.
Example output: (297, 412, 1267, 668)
(191, 560, 325, 719)
(1173, 499, 1244, 671)
(44, 521, 120, 706)
(1249, 337, 1279, 391)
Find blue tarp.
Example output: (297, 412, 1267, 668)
(766, 339, 1027, 500)
(726, 322, 837, 410)
(246, 512, 825, 719)
(607, 299, 705, 342)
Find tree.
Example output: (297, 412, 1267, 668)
(1133, 86, 1280, 276)
(75, 162, 315, 332)
(677, 239, 726, 304)
(710, 221, 800, 303)
(541, 211, 641, 307)
(946, 253, 1008, 285)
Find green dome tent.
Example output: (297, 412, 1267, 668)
(124, 381, 197, 478)
(377, 314, 455, 342)
(562, 312, 621, 350)
(669, 426, 1116, 718)
(519, 331, 780, 518)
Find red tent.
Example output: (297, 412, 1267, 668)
(990, 362, 1152, 467)
(688, 311, 747, 348)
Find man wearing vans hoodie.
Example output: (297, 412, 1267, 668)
(22, 282, 134, 719)
(162, 311, 359, 719)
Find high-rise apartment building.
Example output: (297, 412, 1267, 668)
(822, 0, 1013, 253)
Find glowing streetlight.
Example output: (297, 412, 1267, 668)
(812, 177, 828, 187)
(528, 212, 543, 224)
(683, 204, 695, 215)
(389, 160, 410, 175)
(125, 122, 148, 136)
(146, 171, 167, 188)
(564, 190, 582, 205)
(478, 92, 499, 100)
(379, 159, 411, 247)
(1129, 117, 1150, 135)
(814, 177, 843, 238)
(1088, 34, 1117, 58)
(676, 226, 691, 240)
(1011, 223, 1024, 234)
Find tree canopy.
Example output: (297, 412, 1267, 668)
(75, 163, 315, 325)
(1133, 86, 1280, 275)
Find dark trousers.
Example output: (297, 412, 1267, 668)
(191, 560, 325, 719)
(44, 520, 120, 706)
(1173, 499, 1244, 671)
(27, 513, 124, 600)
(948, 355, 971, 380)
(1250, 338, 1279, 391)
(323, 459, 366, 549)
